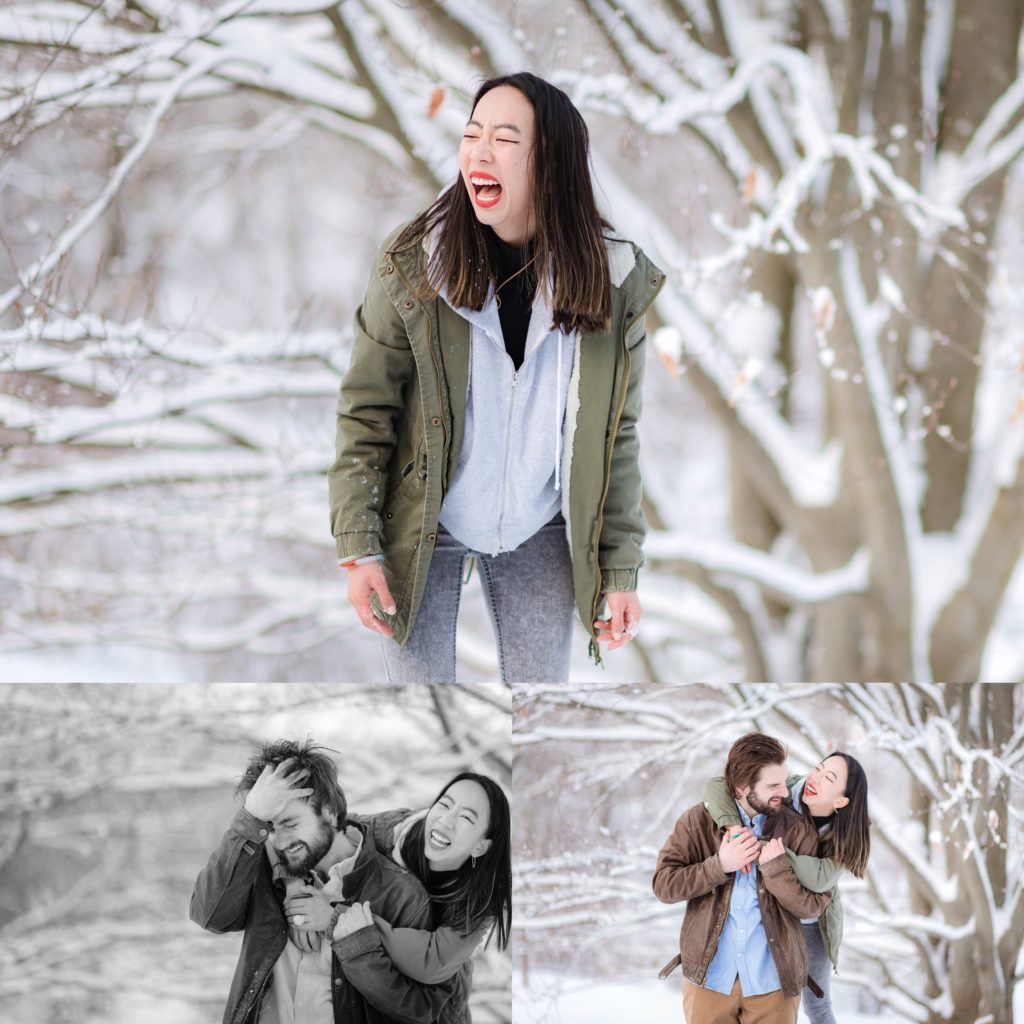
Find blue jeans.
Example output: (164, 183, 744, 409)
(380, 515, 574, 683)
(802, 921, 835, 1024)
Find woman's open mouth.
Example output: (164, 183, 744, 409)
(470, 173, 502, 208)
(805, 781, 817, 797)
(427, 828, 453, 851)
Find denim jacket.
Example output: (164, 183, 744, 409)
(190, 807, 458, 1024)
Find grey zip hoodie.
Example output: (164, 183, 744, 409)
(437, 275, 575, 555)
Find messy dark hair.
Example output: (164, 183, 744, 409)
(390, 71, 612, 334)
(235, 738, 347, 828)
(724, 733, 788, 797)
(400, 772, 512, 951)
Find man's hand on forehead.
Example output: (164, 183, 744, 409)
(244, 758, 315, 823)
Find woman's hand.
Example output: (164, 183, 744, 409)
(284, 886, 336, 933)
(593, 592, 642, 651)
(243, 759, 313, 822)
(759, 837, 786, 865)
(346, 562, 396, 638)
(333, 900, 375, 940)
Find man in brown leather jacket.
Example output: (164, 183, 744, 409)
(653, 733, 831, 1024)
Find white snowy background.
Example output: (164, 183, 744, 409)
(2, 1, 1022, 683)
(0, 682, 512, 1024)
(512, 683, 1024, 1024)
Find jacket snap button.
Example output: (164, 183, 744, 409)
(335, 979, 342, 987)
(403, 300, 414, 309)
(258, 829, 268, 837)
(625, 310, 635, 319)
(427, 533, 436, 543)
(386, 512, 393, 519)
(385, 264, 394, 274)
(431, 416, 441, 426)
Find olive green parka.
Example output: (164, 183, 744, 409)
(328, 224, 665, 660)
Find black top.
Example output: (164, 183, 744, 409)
(487, 228, 536, 371)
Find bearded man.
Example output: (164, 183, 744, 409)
(653, 732, 832, 1024)
(190, 739, 454, 1024)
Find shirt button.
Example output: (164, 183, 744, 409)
(431, 416, 441, 426)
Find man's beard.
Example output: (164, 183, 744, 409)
(746, 790, 783, 817)
(277, 820, 336, 877)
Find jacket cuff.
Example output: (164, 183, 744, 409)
(228, 806, 273, 843)
(332, 924, 381, 961)
(707, 852, 729, 887)
(335, 531, 383, 562)
(600, 568, 639, 592)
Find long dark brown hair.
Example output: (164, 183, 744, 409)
(390, 71, 612, 334)
(400, 772, 512, 950)
(810, 752, 871, 878)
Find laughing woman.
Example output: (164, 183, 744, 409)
(328, 71, 664, 682)
(703, 753, 871, 1024)
(325, 773, 512, 1023)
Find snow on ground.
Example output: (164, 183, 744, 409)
(515, 971, 909, 1024)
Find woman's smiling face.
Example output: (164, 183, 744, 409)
(458, 85, 536, 246)
(803, 755, 850, 815)
(423, 778, 492, 871)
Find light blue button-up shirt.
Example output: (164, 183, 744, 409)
(703, 803, 782, 997)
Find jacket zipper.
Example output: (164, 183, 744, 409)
(588, 285, 662, 651)
(495, 367, 519, 553)
(391, 257, 449, 453)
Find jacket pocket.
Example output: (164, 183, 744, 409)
(382, 442, 426, 518)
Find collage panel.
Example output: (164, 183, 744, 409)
(512, 682, 1024, 1024)
(5, 5, 1023, 689)
(0, 683, 511, 1024)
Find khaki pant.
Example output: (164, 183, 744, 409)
(683, 977, 798, 1024)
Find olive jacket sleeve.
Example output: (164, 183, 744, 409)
(701, 776, 740, 829)
(328, 234, 417, 562)
(598, 313, 649, 592)
(373, 919, 488, 984)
